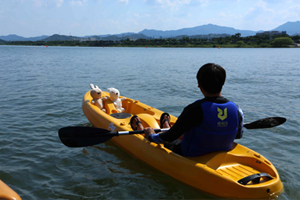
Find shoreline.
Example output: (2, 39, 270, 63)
(1, 34, 299, 48)
(1, 44, 299, 48)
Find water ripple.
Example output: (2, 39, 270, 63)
(0, 46, 299, 199)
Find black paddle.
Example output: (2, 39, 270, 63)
(58, 117, 286, 148)
(58, 126, 169, 148)
(243, 117, 286, 129)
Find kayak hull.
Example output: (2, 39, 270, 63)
(82, 91, 283, 199)
(0, 180, 21, 200)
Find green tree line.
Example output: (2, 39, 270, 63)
(2, 33, 299, 48)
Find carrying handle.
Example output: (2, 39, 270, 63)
(238, 173, 273, 185)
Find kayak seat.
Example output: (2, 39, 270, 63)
(121, 99, 135, 113)
(122, 99, 156, 116)
(136, 113, 160, 129)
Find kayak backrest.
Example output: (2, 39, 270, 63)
(103, 98, 118, 114)
(136, 113, 160, 129)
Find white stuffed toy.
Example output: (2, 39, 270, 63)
(89, 84, 106, 112)
(106, 87, 126, 113)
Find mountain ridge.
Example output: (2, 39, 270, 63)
(0, 34, 49, 42)
(138, 23, 257, 38)
(1, 21, 299, 41)
(271, 21, 300, 35)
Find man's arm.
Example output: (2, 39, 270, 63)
(235, 106, 244, 139)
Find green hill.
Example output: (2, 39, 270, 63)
(42, 34, 80, 41)
(0, 39, 6, 44)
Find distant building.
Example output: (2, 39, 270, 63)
(72, 37, 98, 42)
(256, 31, 287, 36)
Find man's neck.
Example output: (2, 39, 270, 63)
(203, 92, 222, 98)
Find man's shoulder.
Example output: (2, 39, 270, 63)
(187, 98, 206, 108)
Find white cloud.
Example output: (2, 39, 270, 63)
(55, 0, 64, 7)
(32, 0, 64, 7)
(2, 0, 299, 37)
(33, 0, 47, 7)
(290, 4, 300, 11)
(255, 0, 274, 13)
(218, 11, 234, 18)
(244, 0, 275, 21)
(235, 0, 298, 30)
(70, 22, 81, 28)
(276, 4, 300, 21)
(118, 0, 129, 4)
(69, 0, 88, 6)
(155, 0, 191, 8)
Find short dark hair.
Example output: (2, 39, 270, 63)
(196, 63, 226, 94)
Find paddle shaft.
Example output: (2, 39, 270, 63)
(113, 117, 286, 136)
(58, 117, 286, 147)
(115, 128, 170, 136)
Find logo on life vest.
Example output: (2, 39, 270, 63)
(217, 107, 227, 121)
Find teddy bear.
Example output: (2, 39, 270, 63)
(105, 87, 126, 113)
(89, 83, 106, 112)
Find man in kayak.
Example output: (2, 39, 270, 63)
(130, 63, 244, 157)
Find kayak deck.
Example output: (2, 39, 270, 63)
(82, 90, 283, 199)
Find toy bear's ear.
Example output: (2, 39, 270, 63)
(96, 85, 100, 89)
(90, 84, 95, 89)
(107, 88, 111, 92)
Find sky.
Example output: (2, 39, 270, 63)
(0, 0, 299, 37)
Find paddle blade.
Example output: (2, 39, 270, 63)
(58, 126, 114, 147)
(244, 117, 286, 129)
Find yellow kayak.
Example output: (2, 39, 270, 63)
(82, 90, 284, 199)
(0, 180, 21, 200)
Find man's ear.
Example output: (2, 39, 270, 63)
(198, 82, 202, 89)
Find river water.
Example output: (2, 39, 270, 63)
(0, 45, 299, 199)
